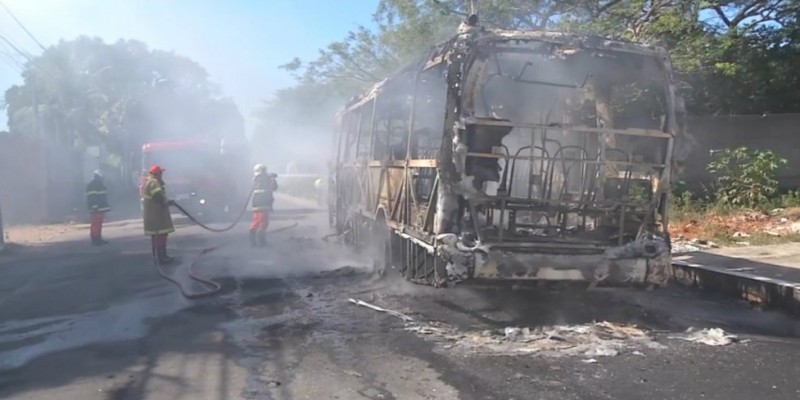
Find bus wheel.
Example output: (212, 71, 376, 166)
(369, 216, 390, 277)
(401, 239, 448, 288)
(342, 215, 357, 246)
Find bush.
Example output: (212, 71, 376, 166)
(707, 147, 787, 209)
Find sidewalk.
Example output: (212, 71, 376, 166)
(672, 243, 800, 314)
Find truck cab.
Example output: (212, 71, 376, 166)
(140, 138, 246, 222)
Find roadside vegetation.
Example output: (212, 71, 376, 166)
(670, 147, 800, 247)
(3, 37, 245, 183)
(264, 0, 800, 248)
(260, 0, 800, 152)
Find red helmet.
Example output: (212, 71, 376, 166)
(149, 164, 165, 175)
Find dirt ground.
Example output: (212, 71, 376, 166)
(671, 207, 800, 249)
(3, 223, 80, 245)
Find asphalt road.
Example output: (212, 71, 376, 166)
(1, 195, 799, 400)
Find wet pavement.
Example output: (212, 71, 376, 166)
(0, 196, 799, 399)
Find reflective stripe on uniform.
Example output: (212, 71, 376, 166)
(253, 189, 266, 193)
(86, 190, 107, 196)
(143, 181, 164, 199)
(144, 227, 175, 235)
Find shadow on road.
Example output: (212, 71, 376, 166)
(0, 224, 311, 399)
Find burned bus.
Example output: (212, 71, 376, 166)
(330, 20, 689, 288)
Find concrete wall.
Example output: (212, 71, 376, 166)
(681, 114, 800, 190)
(0, 134, 84, 225)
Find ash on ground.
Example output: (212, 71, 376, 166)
(405, 321, 666, 358)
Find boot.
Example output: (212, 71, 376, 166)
(258, 230, 267, 247)
(163, 245, 175, 263)
(158, 246, 175, 265)
(249, 230, 258, 247)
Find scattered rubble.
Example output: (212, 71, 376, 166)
(405, 321, 664, 358)
(669, 328, 741, 346)
(348, 298, 414, 322)
(313, 266, 368, 279)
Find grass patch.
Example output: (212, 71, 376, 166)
(671, 147, 800, 247)
(747, 232, 800, 246)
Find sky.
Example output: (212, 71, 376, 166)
(0, 0, 379, 134)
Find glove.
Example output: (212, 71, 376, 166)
(167, 199, 176, 206)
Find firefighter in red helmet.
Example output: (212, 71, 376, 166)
(142, 164, 176, 264)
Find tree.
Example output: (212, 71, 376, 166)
(5, 36, 245, 180)
(264, 0, 800, 123)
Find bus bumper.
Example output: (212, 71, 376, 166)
(441, 237, 671, 287)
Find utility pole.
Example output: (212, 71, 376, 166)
(0, 199, 5, 252)
(31, 73, 48, 221)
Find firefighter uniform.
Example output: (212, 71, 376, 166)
(142, 165, 175, 263)
(86, 170, 110, 245)
(250, 164, 277, 246)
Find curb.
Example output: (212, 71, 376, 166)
(671, 260, 800, 315)
(274, 192, 323, 209)
(72, 220, 135, 229)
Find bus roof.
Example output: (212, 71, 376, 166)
(339, 25, 670, 116)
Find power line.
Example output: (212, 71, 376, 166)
(0, 50, 21, 72)
(0, 45, 23, 71)
(0, 0, 46, 52)
(0, 56, 21, 73)
(0, 32, 31, 63)
(0, 32, 58, 81)
(0, 43, 22, 63)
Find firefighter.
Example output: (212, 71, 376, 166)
(142, 164, 176, 264)
(250, 164, 277, 246)
(86, 169, 110, 245)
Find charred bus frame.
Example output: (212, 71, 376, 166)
(331, 22, 688, 288)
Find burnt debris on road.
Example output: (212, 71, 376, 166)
(1, 195, 799, 400)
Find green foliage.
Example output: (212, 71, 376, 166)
(265, 0, 800, 126)
(670, 180, 696, 209)
(708, 147, 787, 209)
(5, 36, 245, 178)
(774, 190, 800, 209)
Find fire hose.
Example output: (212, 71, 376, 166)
(153, 185, 297, 299)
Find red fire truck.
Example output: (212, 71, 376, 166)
(139, 137, 251, 221)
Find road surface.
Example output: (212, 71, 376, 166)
(1, 195, 799, 400)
